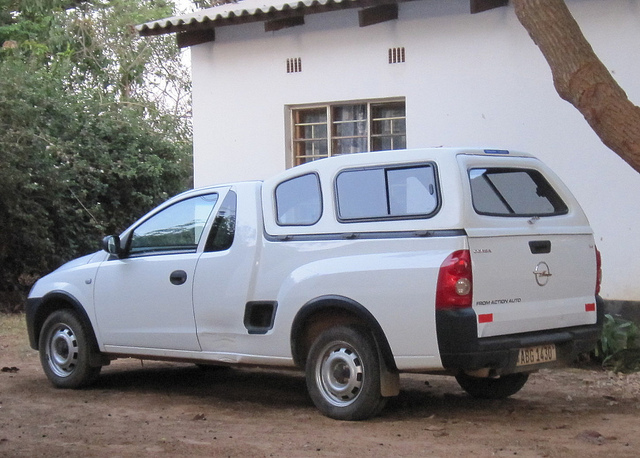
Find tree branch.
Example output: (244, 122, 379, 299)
(513, 0, 640, 174)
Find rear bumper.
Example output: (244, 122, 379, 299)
(436, 296, 604, 374)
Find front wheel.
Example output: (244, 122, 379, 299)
(455, 372, 529, 399)
(305, 325, 386, 420)
(39, 310, 102, 388)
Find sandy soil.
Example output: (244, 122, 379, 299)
(1, 314, 639, 458)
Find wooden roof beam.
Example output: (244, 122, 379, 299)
(359, 3, 399, 27)
(177, 29, 215, 48)
(470, 0, 508, 14)
(265, 15, 305, 32)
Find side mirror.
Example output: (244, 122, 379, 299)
(102, 235, 123, 258)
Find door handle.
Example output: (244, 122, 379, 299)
(529, 240, 551, 254)
(170, 270, 188, 285)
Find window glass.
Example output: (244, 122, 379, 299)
(336, 169, 389, 219)
(130, 194, 218, 254)
(469, 168, 568, 216)
(371, 102, 406, 151)
(292, 108, 328, 164)
(205, 191, 236, 252)
(337, 164, 438, 221)
(276, 174, 322, 225)
(387, 167, 437, 215)
(332, 104, 367, 155)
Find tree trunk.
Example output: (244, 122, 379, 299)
(513, 0, 640, 174)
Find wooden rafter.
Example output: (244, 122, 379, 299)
(470, 0, 509, 14)
(265, 15, 305, 32)
(359, 3, 399, 27)
(177, 29, 216, 48)
(139, 0, 512, 47)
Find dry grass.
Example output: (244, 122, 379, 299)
(0, 313, 33, 361)
(0, 313, 26, 336)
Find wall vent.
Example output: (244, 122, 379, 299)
(287, 57, 302, 73)
(388, 47, 406, 64)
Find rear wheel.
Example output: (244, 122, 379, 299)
(39, 310, 101, 388)
(455, 372, 529, 399)
(305, 325, 386, 420)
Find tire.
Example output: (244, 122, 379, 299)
(38, 310, 102, 388)
(455, 372, 529, 399)
(305, 325, 386, 421)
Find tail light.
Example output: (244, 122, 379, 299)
(595, 247, 602, 295)
(436, 250, 473, 310)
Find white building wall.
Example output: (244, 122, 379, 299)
(190, 0, 640, 301)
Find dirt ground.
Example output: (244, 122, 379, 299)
(1, 314, 639, 458)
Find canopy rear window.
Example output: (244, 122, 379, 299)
(469, 168, 568, 217)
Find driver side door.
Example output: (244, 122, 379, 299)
(94, 193, 219, 351)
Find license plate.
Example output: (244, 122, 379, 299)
(517, 344, 557, 366)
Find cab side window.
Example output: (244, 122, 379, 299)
(205, 191, 237, 252)
(129, 194, 218, 255)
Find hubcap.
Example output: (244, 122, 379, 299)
(316, 343, 364, 406)
(46, 325, 78, 377)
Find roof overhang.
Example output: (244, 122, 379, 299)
(136, 0, 508, 48)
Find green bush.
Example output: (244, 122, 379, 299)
(596, 314, 640, 373)
(0, 2, 193, 312)
(0, 61, 191, 312)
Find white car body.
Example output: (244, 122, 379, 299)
(27, 148, 603, 420)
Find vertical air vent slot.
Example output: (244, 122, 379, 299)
(287, 57, 302, 73)
(388, 47, 406, 64)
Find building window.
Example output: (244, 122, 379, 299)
(291, 99, 406, 166)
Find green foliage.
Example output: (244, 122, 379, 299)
(596, 314, 640, 373)
(0, 1, 194, 311)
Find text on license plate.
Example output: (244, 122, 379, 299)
(517, 344, 557, 366)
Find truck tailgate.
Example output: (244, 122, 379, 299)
(468, 232, 598, 338)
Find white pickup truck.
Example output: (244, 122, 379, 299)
(26, 148, 603, 420)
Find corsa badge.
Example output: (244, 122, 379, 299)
(533, 261, 552, 286)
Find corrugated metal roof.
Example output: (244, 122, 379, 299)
(136, 0, 384, 36)
(136, 0, 503, 37)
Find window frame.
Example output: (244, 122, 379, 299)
(334, 162, 441, 223)
(288, 98, 406, 167)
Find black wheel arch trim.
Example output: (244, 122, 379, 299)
(290, 295, 397, 371)
(26, 291, 99, 353)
